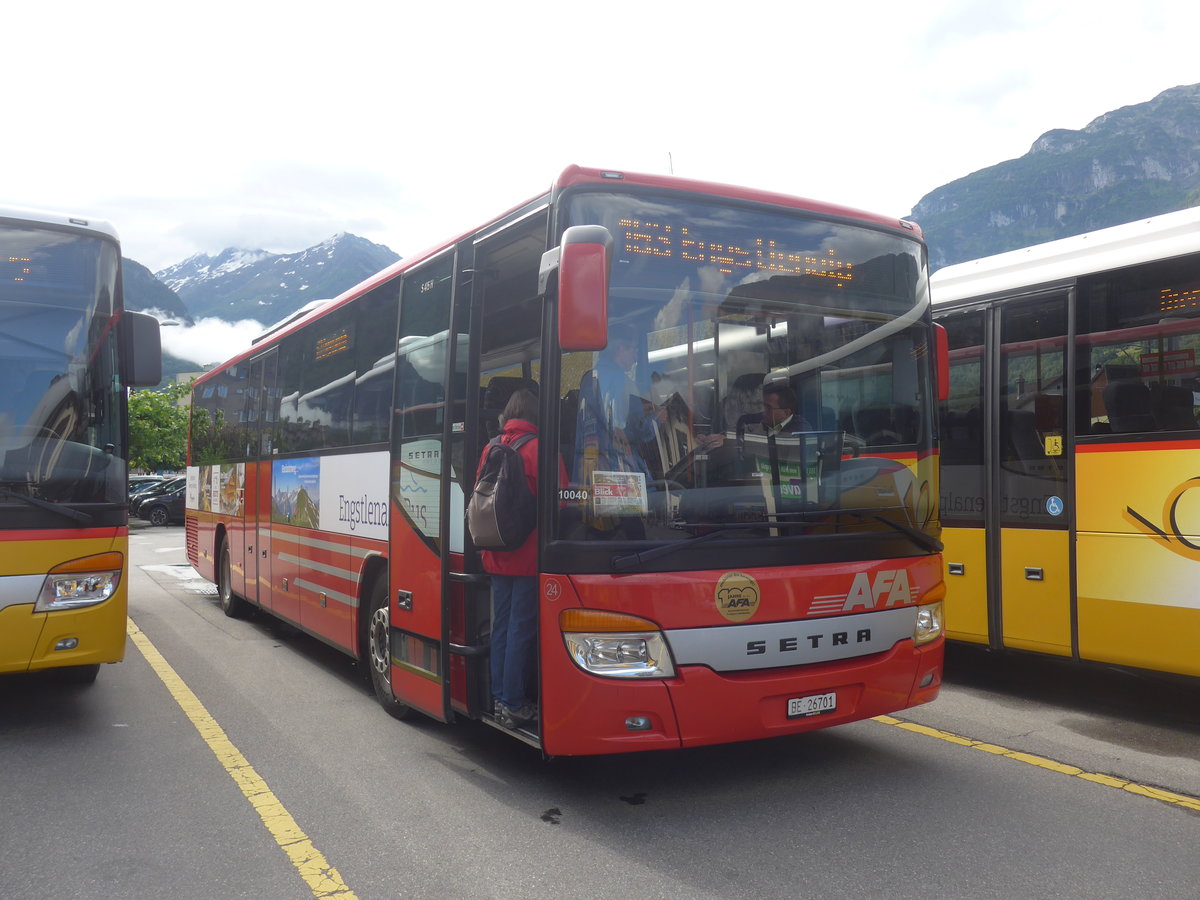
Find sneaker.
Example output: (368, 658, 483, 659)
(505, 703, 538, 728)
(496, 702, 516, 728)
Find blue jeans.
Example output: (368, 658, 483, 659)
(489, 574, 537, 709)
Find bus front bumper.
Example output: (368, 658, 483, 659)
(540, 639, 942, 756)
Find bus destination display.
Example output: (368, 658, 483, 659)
(618, 216, 854, 284)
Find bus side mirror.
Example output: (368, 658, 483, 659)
(933, 322, 950, 403)
(123, 310, 163, 388)
(541, 225, 612, 351)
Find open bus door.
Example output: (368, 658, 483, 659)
(381, 249, 468, 721)
(379, 216, 603, 725)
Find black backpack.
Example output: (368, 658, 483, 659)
(467, 433, 537, 550)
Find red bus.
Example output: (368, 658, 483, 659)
(186, 166, 947, 755)
(1, 205, 161, 682)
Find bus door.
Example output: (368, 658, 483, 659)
(459, 208, 551, 723)
(991, 293, 1073, 656)
(938, 308, 989, 642)
(248, 349, 279, 612)
(387, 249, 465, 721)
(940, 294, 1074, 656)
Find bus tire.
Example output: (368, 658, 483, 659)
(366, 576, 411, 720)
(216, 538, 250, 619)
(56, 663, 100, 684)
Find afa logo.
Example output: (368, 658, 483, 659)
(807, 568, 914, 615)
(1126, 476, 1200, 560)
(844, 569, 913, 609)
(715, 571, 761, 622)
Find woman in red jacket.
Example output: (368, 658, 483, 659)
(477, 389, 565, 730)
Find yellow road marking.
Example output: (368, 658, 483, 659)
(127, 617, 358, 899)
(874, 714, 1200, 813)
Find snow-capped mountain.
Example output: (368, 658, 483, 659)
(153, 233, 399, 323)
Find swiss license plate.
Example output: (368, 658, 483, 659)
(787, 692, 837, 718)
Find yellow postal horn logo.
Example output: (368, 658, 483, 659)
(715, 571, 761, 622)
(1126, 476, 1200, 560)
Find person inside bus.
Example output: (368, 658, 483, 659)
(573, 323, 664, 481)
(572, 325, 663, 538)
(724, 381, 810, 440)
(759, 383, 811, 435)
(478, 389, 566, 730)
(592, 324, 660, 462)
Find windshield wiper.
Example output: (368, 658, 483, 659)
(0, 487, 93, 524)
(610, 506, 942, 573)
(797, 506, 943, 554)
(611, 520, 810, 572)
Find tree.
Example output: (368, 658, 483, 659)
(128, 380, 193, 472)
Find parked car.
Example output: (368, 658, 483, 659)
(138, 484, 186, 526)
(131, 475, 185, 516)
(128, 475, 164, 501)
(128, 475, 163, 493)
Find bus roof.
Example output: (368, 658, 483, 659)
(552, 165, 922, 236)
(930, 205, 1200, 305)
(194, 165, 922, 383)
(0, 203, 120, 242)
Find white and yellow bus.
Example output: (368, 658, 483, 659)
(0, 206, 160, 682)
(932, 206, 1200, 678)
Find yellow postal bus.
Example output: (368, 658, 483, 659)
(0, 206, 160, 682)
(932, 206, 1200, 678)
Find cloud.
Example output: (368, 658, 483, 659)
(159, 316, 265, 368)
(9, 0, 1200, 276)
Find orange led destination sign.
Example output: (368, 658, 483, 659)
(314, 327, 351, 361)
(1159, 284, 1200, 315)
(618, 217, 853, 283)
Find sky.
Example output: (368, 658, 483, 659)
(6, 1, 1199, 363)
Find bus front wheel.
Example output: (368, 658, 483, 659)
(55, 663, 100, 684)
(217, 538, 250, 618)
(366, 577, 411, 720)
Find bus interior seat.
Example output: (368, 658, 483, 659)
(652, 394, 692, 469)
(559, 388, 580, 462)
(689, 383, 716, 432)
(1004, 407, 1044, 462)
(721, 373, 765, 433)
(807, 404, 838, 432)
(1104, 379, 1156, 433)
(1155, 384, 1197, 430)
(855, 405, 908, 444)
(941, 407, 982, 463)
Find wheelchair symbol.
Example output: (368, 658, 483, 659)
(1046, 496, 1063, 516)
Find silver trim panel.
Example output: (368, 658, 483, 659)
(665, 607, 917, 672)
(0, 575, 45, 612)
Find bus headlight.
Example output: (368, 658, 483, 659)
(913, 600, 944, 645)
(560, 609, 676, 679)
(35, 552, 123, 612)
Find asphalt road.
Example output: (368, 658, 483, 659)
(1, 522, 1197, 899)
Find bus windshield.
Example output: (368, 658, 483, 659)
(553, 192, 935, 564)
(0, 225, 125, 520)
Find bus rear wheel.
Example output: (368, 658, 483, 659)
(366, 577, 410, 720)
(217, 538, 250, 618)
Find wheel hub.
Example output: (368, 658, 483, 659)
(369, 607, 390, 676)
